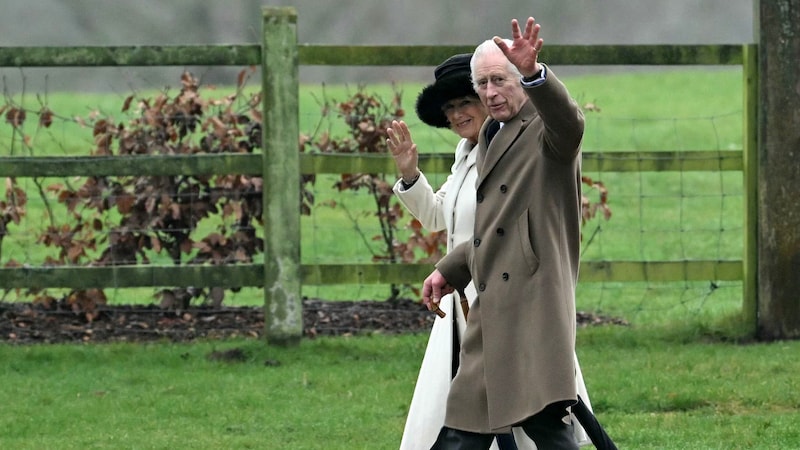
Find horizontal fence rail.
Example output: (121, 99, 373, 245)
(0, 45, 262, 67)
(0, 41, 749, 290)
(0, 150, 743, 178)
(0, 261, 744, 290)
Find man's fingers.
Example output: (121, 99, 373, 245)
(529, 23, 541, 46)
(510, 18, 521, 38)
(422, 270, 454, 318)
(523, 17, 536, 40)
(427, 283, 447, 318)
(422, 272, 441, 304)
(431, 282, 442, 305)
(421, 276, 434, 307)
(493, 36, 509, 53)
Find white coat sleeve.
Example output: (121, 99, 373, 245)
(393, 172, 452, 233)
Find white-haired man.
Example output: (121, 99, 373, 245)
(423, 16, 586, 449)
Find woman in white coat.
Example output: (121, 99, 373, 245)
(387, 54, 593, 450)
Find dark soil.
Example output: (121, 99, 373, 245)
(1, 298, 627, 344)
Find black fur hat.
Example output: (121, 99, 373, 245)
(415, 53, 475, 128)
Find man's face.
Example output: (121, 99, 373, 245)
(473, 52, 527, 122)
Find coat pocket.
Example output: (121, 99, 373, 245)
(516, 211, 540, 275)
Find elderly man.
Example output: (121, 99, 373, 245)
(422, 16, 586, 449)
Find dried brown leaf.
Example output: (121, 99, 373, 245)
(122, 95, 135, 112)
(38, 108, 54, 128)
(5, 108, 26, 127)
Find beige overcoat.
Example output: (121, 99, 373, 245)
(436, 68, 585, 434)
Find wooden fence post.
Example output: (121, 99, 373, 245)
(742, 43, 758, 334)
(261, 7, 302, 345)
(755, 0, 800, 339)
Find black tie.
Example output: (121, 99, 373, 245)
(485, 120, 500, 143)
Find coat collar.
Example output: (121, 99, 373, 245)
(476, 100, 538, 186)
(452, 137, 475, 168)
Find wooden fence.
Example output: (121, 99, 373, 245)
(0, 7, 757, 344)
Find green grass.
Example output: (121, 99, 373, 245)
(1, 324, 798, 449)
(568, 67, 743, 152)
(577, 325, 800, 449)
(0, 336, 419, 449)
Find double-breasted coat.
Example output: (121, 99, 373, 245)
(436, 67, 585, 434)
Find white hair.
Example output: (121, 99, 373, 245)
(470, 38, 521, 89)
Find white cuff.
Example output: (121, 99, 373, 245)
(520, 64, 547, 87)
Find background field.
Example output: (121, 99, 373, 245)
(1, 68, 746, 323)
(3, 68, 789, 449)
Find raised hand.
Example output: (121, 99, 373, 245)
(492, 17, 543, 78)
(386, 120, 420, 183)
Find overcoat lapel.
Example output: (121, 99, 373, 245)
(476, 101, 537, 188)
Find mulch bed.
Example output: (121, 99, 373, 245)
(1, 298, 627, 344)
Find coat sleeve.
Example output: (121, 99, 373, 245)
(393, 172, 450, 232)
(392, 138, 472, 232)
(524, 65, 585, 162)
(435, 241, 472, 292)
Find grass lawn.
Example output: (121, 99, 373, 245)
(2, 323, 798, 449)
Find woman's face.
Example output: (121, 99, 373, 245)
(442, 96, 487, 144)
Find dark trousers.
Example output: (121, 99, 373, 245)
(494, 433, 517, 450)
(431, 403, 578, 450)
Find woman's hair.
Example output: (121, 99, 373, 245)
(470, 38, 521, 89)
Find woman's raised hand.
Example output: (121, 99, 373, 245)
(386, 120, 420, 182)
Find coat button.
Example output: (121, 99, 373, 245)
(496, 228, 504, 236)
(478, 283, 486, 291)
(502, 272, 509, 281)
(473, 238, 481, 247)
(476, 192, 484, 203)
(500, 185, 508, 193)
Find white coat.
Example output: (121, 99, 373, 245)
(394, 138, 593, 449)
